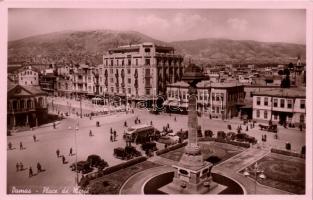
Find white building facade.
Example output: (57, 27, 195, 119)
(17, 66, 39, 86)
(252, 88, 306, 126)
(99, 43, 184, 102)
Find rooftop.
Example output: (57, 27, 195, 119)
(168, 81, 243, 88)
(252, 88, 305, 98)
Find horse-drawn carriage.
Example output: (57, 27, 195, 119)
(259, 124, 277, 133)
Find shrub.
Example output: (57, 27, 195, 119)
(217, 131, 226, 139)
(204, 130, 213, 138)
(87, 155, 102, 167)
(102, 156, 147, 176)
(286, 143, 291, 150)
(155, 142, 187, 156)
(301, 146, 305, 155)
(206, 156, 221, 165)
(271, 148, 304, 158)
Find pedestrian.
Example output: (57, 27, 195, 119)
(62, 155, 66, 164)
(16, 162, 20, 172)
(150, 121, 153, 126)
(8, 142, 12, 150)
(69, 148, 73, 156)
(53, 122, 56, 129)
(124, 121, 127, 127)
(20, 162, 24, 170)
(89, 130, 93, 137)
(246, 126, 248, 131)
(110, 135, 113, 142)
(29, 167, 33, 177)
(19, 142, 23, 150)
(33, 135, 37, 142)
(37, 162, 42, 173)
(174, 116, 177, 121)
(56, 149, 60, 157)
(110, 128, 113, 134)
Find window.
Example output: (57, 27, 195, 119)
(128, 78, 131, 84)
(111, 87, 114, 93)
(300, 100, 305, 109)
(280, 99, 285, 108)
(274, 114, 278, 120)
(287, 99, 293, 109)
(212, 93, 215, 101)
(145, 59, 150, 65)
(110, 78, 114, 83)
(256, 110, 260, 118)
(128, 59, 131, 66)
(273, 98, 278, 107)
(110, 69, 113, 74)
(127, 68, 131, 74)
(136, 59, 138, 66)
(257, 97, 261, 105)
(117, 60, 119, 66)
(111, 60, 113, 66)
(106, 60, 108, 66)
(264, 97, 268, 106)
(128, 88, 131, 94)
(122, 60, 124, 66)
(216, 106, 220, 113)
(146, 89, 150, 95)
(264, 110, 268, 119)
(145, 48, 151, 53)
(212, 106, 215, 113)
(216, 95, 220, 101)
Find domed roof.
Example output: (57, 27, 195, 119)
(182, 63, 205, 84)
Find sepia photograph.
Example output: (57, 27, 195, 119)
(3, 2, 311, 197)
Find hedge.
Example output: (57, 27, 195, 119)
(271, 148, 305, 159)
(80, 156, 147, 186)
(155, 142, 187, 156)
(198, 137, 250, 148)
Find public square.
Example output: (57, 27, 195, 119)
(7, 102, 306, 194)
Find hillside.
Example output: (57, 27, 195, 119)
(8, 30, 305, 65)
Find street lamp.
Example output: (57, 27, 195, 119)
(243, 162, 266, 194)
(68, 121, 79, 186)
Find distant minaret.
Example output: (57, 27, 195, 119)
(296, 56, 302, 67)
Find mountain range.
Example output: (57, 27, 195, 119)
(8, 30, 306, 65)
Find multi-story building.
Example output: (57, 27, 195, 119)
(72, 64, 97, 98)
(252, 88, 306, 126)
(165, 81, 245, 119)
(7, 83, 48, 130)
(56, 75, 74, 98)
(99, 42, 184, 103)
(17, 66, 40, 86)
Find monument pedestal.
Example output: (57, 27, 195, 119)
(160, 161, 227, 194)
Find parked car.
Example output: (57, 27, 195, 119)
(70, 161, 93, 174)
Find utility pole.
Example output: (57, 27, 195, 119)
(80, 95, 82, 118)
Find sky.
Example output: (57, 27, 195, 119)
(8, 9, 306, 44)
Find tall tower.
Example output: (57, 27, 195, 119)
(160, 63, 225, 194)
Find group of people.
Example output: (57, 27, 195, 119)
(56, 148, 73, 164)
(110, 128, 117, 142)
(15, 161, 44, 178)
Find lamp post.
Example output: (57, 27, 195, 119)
(69, 121, 79, 186)
(243, 162, 266, 194)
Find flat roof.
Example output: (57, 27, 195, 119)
(252, 88, 305, 98)
(167, 81, 243, 89)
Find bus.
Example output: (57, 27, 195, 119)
(125, 124, 159, 144)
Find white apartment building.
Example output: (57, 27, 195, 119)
(165, 81, 245, 119)
(17, 66, 39, 86)
(252, 88, 306, 126)
(98, 43, 184, 103)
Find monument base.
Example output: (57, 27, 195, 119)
(159, 161, 227, 194)
(159, 178, 227, 194)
